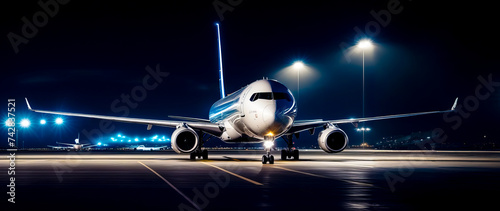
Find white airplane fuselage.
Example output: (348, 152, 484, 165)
(73, 144, 82, 150)
(209, 79, 297, 143)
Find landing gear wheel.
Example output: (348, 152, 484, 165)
(269, 155, 275, 164)
(293, 149, 299, 160)
(262, 155, 268, 164)
(190, 153, 196, 160)
(281, 150, 287, 160)
(202, 149, 208, 160)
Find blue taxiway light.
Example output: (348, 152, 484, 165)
(55, 117, 63, 125)
(20, 119, 31, 128)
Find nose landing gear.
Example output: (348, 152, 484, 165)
(262, 151, 275, 164)
(262, 136, 275, 164)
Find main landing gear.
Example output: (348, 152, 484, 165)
(189, 134, 211, 160)
(281, 135, 299, 160)
(190, 149, 208, 160)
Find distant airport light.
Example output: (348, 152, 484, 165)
(55, 117, 63, 125)
(5, 119, 12, 127)
(143, 138, 147, 141)
(357, 39, 373, 49)
(134, 138, 139, 142)
(292, 61, 304, 69)
(97, 142, 102, 146)
(40, 119, 47, 125)
(20, 119, 31, 128)
(117, 134, 122, 137)
(356, 127, 371, 132)
(355, 39, 374, 145)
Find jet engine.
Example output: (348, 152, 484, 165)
(171, 126, 199, 153)
(318, 126, 349, 153)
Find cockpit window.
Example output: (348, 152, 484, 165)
(250, 92, 292, 102)
(273, 92, 292, 101)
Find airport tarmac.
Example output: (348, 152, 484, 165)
(2, 149, 500, 210)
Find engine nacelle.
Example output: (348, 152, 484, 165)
(318, 126, 349, 153)
(171, 126, 199, 153)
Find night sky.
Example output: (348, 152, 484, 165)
(1, 1, 498, 148)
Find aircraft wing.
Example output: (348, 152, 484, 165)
(286, 98, 458, 134)
(25, 98, 223, 136)
(48, 145, 73, 149)
(152, 146, 168, 149)
(82, 144, 97, 148)
(56, 142, 77, 146)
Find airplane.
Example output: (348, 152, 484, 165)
(130, 145, 168, 151)
(48, 133, 96, 151)
(25, 23, 458, 164)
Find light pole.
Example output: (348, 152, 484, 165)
(40, 119, 46, 141)
(357, 39, 373, 146)
(20, 118, 31, 149)
(292, 61, 305, 104)
(356, 127, 371, 148)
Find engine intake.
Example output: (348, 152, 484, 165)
(171, 126, 199, 153)
(318, 126, 349, 153)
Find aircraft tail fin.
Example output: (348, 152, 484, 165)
(216, 23, 226, 98)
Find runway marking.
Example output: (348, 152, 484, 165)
(335, 161, 374, 168)
(273, 165, 378, 188)
(273, 165, 329, 179)
(138, 161, 201, 211)
(223, 156, 240, 161)
(200, 162, 263, 186)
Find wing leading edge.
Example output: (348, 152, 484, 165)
(25, 98, 223, 136)
(286, 97, 458, 134)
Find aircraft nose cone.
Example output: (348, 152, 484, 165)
(263, 105, 276, 124)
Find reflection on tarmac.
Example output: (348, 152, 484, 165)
(2, 149, 500, 210)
